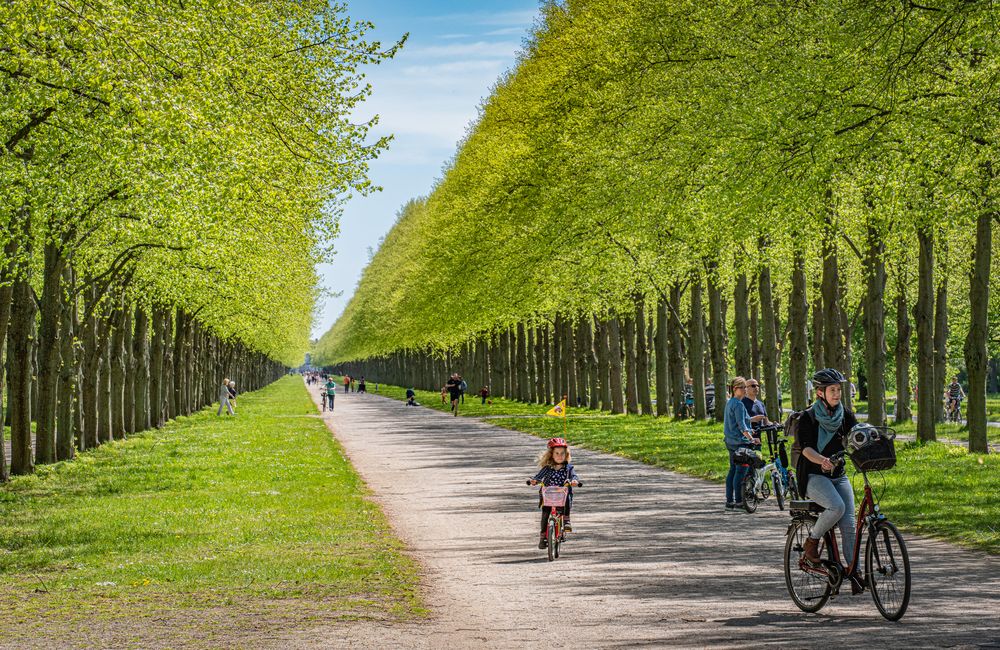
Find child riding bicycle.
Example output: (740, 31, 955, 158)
(529, 437, 580, 548)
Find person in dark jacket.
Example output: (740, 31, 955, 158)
(798, 368, 859, 578)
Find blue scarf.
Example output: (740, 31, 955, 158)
(811, 399, 844, 452)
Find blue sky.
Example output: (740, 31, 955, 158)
(313, 1, 541, 338)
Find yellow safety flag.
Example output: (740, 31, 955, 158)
(546, 399, 567, 418)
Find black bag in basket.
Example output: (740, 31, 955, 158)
(850, 436, 896, 472)
(734, 447, 764, 469)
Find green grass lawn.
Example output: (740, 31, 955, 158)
(0, 376, 422, 644)
(371, 381, 999, 555)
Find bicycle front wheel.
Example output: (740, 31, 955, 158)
(787, 473, 800, 500)
(742, 472, 759, 513)
(866, 520, 911, 621)
(547, 519, 557, 562)
(784, 520, 832, 613)
(773, 473, 785, 511)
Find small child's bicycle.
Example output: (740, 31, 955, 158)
(526, 479, 582, 561)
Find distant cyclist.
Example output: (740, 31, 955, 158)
(946, 376, 965, 420)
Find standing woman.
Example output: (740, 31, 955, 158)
(797, 368, 860, 588)
(228, 381, 238, 412)
(723, 376, 756, 511)
(217, 378, 234, 416)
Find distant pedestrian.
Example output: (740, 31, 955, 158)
(350, 376, 356, 393)
(358, 376, 367, 393)
(445, 373, 462, 416)
(228, 381, 238, 411)
(325, 376, 337, 412)
(343, 375, 350, 394)
(217, 378, 235, 416)
(459, 376, 467, 404)
(406, 388, 419, 406)
(479, 385, 490, 405)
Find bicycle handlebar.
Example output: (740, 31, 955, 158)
(526, 479, 583, 487)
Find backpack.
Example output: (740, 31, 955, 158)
(785, 408, 814, 471)
(459, 379, 467, 392)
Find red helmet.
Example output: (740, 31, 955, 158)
(547, 437, 568, 449)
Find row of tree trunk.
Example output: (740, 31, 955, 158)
(334, 216, 993, 453)
(0, 274, 286, 480)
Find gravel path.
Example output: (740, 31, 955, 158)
(288, 387, 1000, 649)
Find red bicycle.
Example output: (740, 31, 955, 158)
(784, 427, 911, 621)
(526, 479, 581, 561)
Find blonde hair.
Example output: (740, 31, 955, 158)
(537, 445, 571, 468)
(730, 376, 747, 396)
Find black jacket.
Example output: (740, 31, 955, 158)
(796, 407, 858, 495)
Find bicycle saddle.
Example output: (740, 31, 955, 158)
(789, 500, 825, 513)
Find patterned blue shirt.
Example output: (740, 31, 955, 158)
(532, 464, 579, 486)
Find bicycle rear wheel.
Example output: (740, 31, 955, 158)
(866, 520, 911, 621)
(784, 520, 832, 613)
(547, 519, 557, 562)
(742, 472, 759, 513)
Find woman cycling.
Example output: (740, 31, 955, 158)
(798, 368, 860, 586)
(723, 376, 756, 511)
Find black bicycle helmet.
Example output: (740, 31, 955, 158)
(812, 368, 846, 387)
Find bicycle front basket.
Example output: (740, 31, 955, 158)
(541, 486, 569, 507)
(850, 436, 896, 472)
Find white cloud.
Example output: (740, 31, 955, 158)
(404, 40, 523, 59)
(425, 9, 538, 27)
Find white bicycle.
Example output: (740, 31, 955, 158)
(736, 442, 788, 513)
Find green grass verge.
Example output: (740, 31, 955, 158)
(370, 381, 999, 554)
(0, 376, 422, 640)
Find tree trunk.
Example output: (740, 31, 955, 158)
(965, 165, 992, 453)
(8, 205, 36, 475)
(150, 306, 167, 428)
(564, 317, 578, 407)
(822, 237, 842, 371)
(516, 322, 528, 402)
(750, 299, 761, 382)
(623, 311, 639, 415)
(56, 264, 77, 460)
(534, 325, 546, 405)
(582, 317, 600, 410)
(915, 228, 936, 442)
(634, 296, 653, 415)
(864, 225, 887, 427)
(35, 240, 65, 465)
(654, 296, 670, 417)
(668, 283, 686, 418)
(894, 277, 912, 425)
(552, 316, 563, 403)
(707, 270, 727, 422)
(0, 235, 17, 481)
(98, 319, 112, 444)
(110, 302, 127, 440)
(608, 316, 625, 414)
(596, 318, 611, 410)
(759, 265, 780, 420)
(811, 284, 825, 372)
(789, 250, 810, 411)
(733, 273, 751, 378)
(689, 279, 706, 419)
(133, 306, 150, 432)
(933, 252, 948, 424)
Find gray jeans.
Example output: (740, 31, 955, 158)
(217, 396, 234, 416)
(806, 474, 856, 558)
